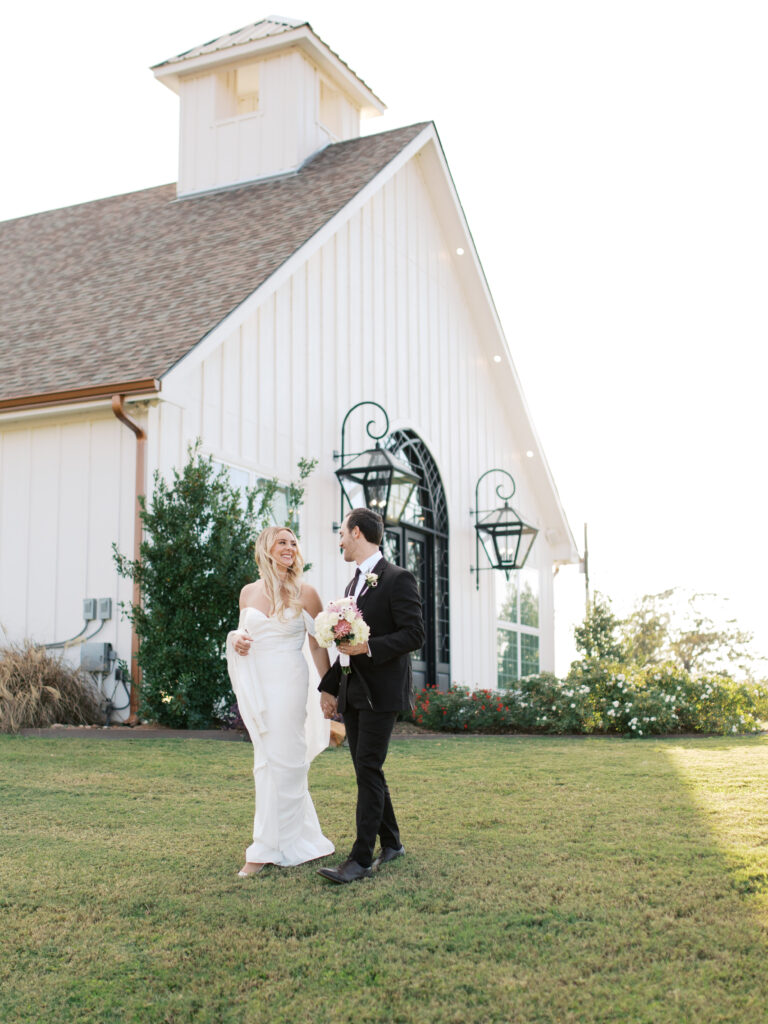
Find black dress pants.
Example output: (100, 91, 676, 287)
(342, 702, 400, 868)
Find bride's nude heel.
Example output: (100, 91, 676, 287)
(237, 863, 267, 877)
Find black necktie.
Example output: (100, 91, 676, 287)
(347, 568, 361, 598)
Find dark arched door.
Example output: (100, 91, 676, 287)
(381, 431, 450, 692)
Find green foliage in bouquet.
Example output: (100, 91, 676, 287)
(113, 443, 315, 728)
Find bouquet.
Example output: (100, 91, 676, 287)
(314, 598, 370, 674)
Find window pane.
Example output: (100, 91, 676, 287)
(496, 573, 517, 624)
(521, 633, 540, 677)
(272, 489, 289, 526)
(213, 461, 250, 509)
(236, 64, 259, 113)
(497, 628, 518, 689)
(519, 569, 539, 628)
(255, 478, 290, 526)
(319, 80, 343, 138)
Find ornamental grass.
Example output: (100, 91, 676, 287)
(411, 663, 768, 737)
(0, 639, 102, 733)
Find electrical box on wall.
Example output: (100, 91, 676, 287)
(98, 598, 112, 620)
(81, 643, 113, 673)
(83, 598, 97, 620)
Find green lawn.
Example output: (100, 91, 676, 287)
(2, 734, 768, 1024)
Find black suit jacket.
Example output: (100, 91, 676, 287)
(318, 557, 425, 713)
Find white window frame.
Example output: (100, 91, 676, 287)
(211, 458, 294, 529)
(495, 569, 541, 687)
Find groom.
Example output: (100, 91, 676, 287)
(317, 507, 424, 884)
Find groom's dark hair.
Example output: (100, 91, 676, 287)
(346, 508, 384, 545)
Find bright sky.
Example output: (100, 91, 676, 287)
(3, 2, 766, 673)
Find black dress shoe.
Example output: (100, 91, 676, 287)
(372, 845, 405, 869)
(317, 858, 372, 884)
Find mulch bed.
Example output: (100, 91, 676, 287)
(17, 721, 443, 740)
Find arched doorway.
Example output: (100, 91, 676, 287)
(382, 430, 450, 691)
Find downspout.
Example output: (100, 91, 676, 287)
(111, 394, 146, 725)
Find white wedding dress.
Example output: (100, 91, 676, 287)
(225, 607, 334, 866)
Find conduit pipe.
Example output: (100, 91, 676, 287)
(111, 394, 146, 724)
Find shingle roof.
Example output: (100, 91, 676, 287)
(0, 123, 427, 406)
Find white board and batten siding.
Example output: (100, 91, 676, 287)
(154, 152, 557, 689)
(177, 48, 358, 196)
(0, 407, 136, 665)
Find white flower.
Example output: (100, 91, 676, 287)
(570, 703, 576, 708)
(612, 701, 619, 708)
(365, 572, 379, 588)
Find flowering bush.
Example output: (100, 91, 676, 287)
(408, 665, 768, 737)
(409, 676, 595, 735)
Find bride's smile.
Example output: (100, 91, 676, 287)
(271, 530, 298, 571)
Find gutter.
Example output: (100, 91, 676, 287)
(0, 378, 160, 413)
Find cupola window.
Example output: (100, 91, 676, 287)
(319, 79, 343, 138)
(216, 63, 260, 120)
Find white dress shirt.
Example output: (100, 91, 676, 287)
(351, 550, 382, 601)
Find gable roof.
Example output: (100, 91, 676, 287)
(0, 123, 426, 409)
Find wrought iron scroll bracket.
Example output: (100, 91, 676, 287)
(470, 468, 517, 590)
(332, 400, 390, 529)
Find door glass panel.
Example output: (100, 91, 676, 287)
(382, 531, 401, 566)
(406, 537, 427, 662)
(436, 537, 450, 663)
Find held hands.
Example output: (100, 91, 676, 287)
(320, 693, 338, 719)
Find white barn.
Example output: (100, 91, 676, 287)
(0, 17, 578, 721)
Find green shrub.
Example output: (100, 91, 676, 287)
(411, 676, 594, 735)
(409, 667, 768, 738)
(113, 443, 315, 728)
(0, 640, 102, 733)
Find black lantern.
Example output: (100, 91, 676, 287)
(334, 402, 419, 526)
(471, 469, 538, 588)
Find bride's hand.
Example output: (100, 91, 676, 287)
(320, 693, 338, 719)
(234, 631, 253, 656)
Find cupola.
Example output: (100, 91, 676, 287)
(152, 16, 385, 197)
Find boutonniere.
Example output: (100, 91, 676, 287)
(365, 572, 379, 589)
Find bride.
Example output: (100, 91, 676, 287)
(226, 526, 334, 876)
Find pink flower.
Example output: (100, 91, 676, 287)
(334, 620, 352, 638)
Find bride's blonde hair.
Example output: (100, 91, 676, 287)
(254, 526, 304, 620)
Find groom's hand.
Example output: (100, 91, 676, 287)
(320, 693, 338, 719)
(337, 641, 369, 657)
